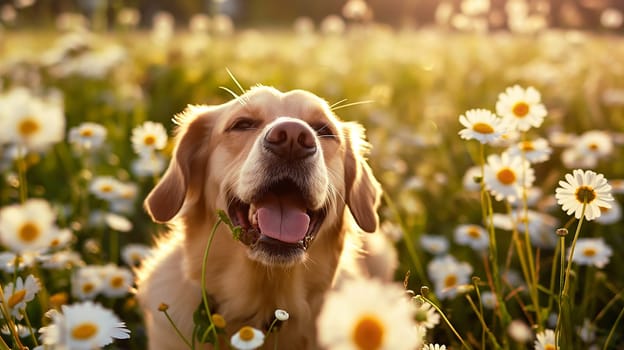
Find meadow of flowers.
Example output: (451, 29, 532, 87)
(1, 3, 624, 350)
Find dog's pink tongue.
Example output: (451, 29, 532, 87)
(256, 193, 310, 244)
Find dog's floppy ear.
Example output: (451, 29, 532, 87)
(343, 122, 382, 233)
(144, 106, 215, 223)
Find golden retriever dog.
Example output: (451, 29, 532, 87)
(136, 86, 382, 349)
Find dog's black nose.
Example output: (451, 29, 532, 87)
(264, 120, 317, 160)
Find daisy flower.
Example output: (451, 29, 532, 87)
(609, 179, 624, 194)
(480, 291, 497, 309)
(561, 146, 597, 169)
(40, 250, 84, 270)
(507, 320, 532, 343)
(511, 209, 559, 249)
(458, 108, 506, 144)
(131, 121, 168, 156)
(38, 301, 130, 349)
(0, 198, 59, 254)
(105, 213, 133, 232)
(420, 234, 449, 255)
(89, 176, 123, 201)
(317, 278, 422, 350)
(131, 153, 167, 177)
(534, 329, 558, 350)
(423, 344, 447, 350)
(575, 130, 613, 160)
(1, 323, 31, 338)
(569, 238, 613, 268)
(274, 309, 289, 321)
(72, 266, 104, 300)
(413, 300, 440, 329)
(121, 243, 152, 267)
(427, 255, 473, 300)
(555, 169, 614, 221)
(0, 251, 37, 273)
(462, 165, 482, 192)
(495, 85, 547, 132)
(454, 224, 489, 251)
(596, 199, 622, 225)
(483, 152, 534, 202)
(99, 264, 134, 298)
(0, 87, 65, 152)
(68, 122, 107, 151)
(230, 326, 265, 350)
(2, 274, 40, 319)
(506, 137, 552, 164)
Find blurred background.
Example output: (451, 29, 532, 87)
(1, 0, 623, 349)
(1, 0, 624, 31)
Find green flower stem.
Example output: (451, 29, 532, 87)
(562, 204, 586, 298)
(417, 295, 471, 349)
(603, 299, 624, 350)
(471, 278, 487, 348)
(382, 192, 427, 285)
(0, 336, 9, 350)
(556, 202, 587, 347)
(478, 143, 511, 327)
(201, 216, 223, 348)
(16, 148, 28, 203)
(20, 309, 39, 347)
(0, 288, 24, 349)
(265, 318, 280, 350)
(465, 294, 502, 350)
(162, 308, 194, 350)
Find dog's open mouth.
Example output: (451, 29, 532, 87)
(227, 180, 326, 264)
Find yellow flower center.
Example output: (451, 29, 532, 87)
(99, 184, 113, 193)
(472, 122, 494, 134)
(18, 117, 40, 137)
(71, 322, 98, 340)
(496, 168, 516, 185)
(143, 135, 156, 146)
(8, 289, 26, 308)
(583, 247, 597, 257)
(18, 222, 41, 242)
(352, 314, 384, 350)
(110, 276, 125, 289)
(238, 326, 256, 341)
(575, 186, 596, 204)
(588, 143, 598, 151)
(49, 292, 68, 308)
(80, 128, 94, 137)
(520, 141, 534, 151)
(82, 283, 95, 294)
(544, 344, 556, 350)
(444, 274, 458, 288)
(512, 102, 529, 118)
(599, 206, 609, 213)
(212, 313, 227, 328)
(467, 226, 481, 239)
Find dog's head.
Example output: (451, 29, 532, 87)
(144, 86, 381, 266)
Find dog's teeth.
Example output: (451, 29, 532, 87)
(251, 211, 258, 227)
(249, 204, 257, 223)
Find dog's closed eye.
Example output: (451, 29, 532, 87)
(310, 123, 337, 138)
(228, 117, 260, 131)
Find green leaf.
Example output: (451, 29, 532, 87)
(193, 303, 216, 345)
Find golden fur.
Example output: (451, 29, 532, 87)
(136, 86, 382, 349)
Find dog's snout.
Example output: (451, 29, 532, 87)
(264, 120, 317, 160)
